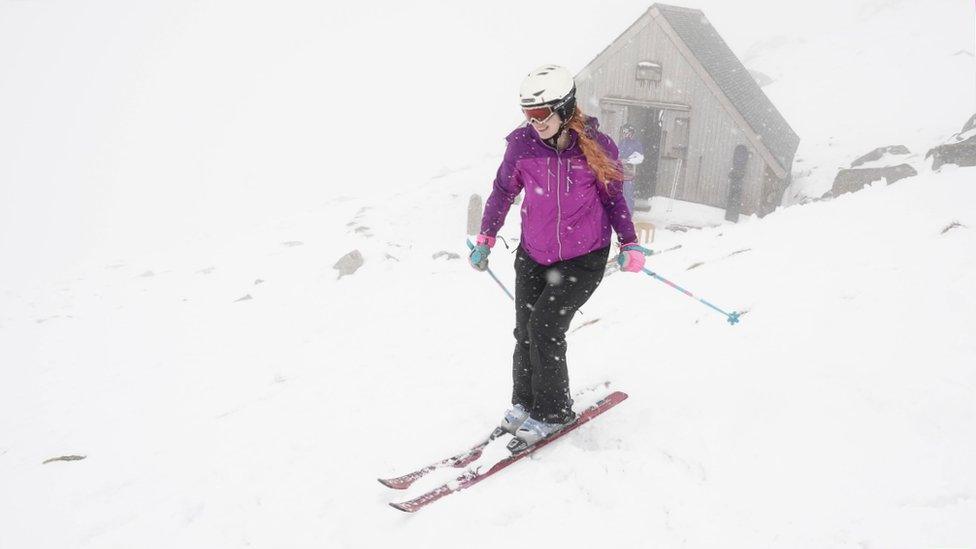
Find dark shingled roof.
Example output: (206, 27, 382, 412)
(655, 4, 800, 170)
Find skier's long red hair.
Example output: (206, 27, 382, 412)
(566, 107, 624, 187)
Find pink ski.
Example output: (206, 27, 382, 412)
(389, 391, 628, 513)
(377, 436, 496, 490)
(378, 381, 613, 490)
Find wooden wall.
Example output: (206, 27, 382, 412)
(576, 12, 779, 217)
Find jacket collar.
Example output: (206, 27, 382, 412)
(531, 127, 580, 153)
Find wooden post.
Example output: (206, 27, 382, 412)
(467, 194, 483, 235)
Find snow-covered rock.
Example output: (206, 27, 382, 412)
(828, 163, 918, 197)
(927, 113, 976, 170)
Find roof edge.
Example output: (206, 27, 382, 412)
(652, 7, 791, 176)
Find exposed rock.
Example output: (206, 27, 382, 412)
(432, 251, 460, 260)
(850, 145, 910, 167)
(281, 241, 304, 247)
(43, 455, 86, 465)
(36, 315, 72, 324)
(333, 250, 364, 279)
(830, 164, 918, 197)
(941, 221, 966, 235)
(926, 114, 976, 170)
(800, 194, 832, 204)
(570, 318, 602, 333)
(963, 113, 976, 133)
(665, 224, 703, 232)
(927, 135, 976, 170)
(235, 294, 253, 302)
(254, 279, 265, 285)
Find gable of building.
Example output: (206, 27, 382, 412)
(577, 4, 799, 176)
(654, 4, 799, 170)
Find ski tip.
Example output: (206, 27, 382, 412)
(389, 502, 417, 513)
(378, 478, 411, 490)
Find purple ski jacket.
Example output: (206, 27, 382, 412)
(480, 118, 637, 266)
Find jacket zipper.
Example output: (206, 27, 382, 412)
(565, 158, 570, 193)
(541, 133, 577, 263)
(546, 157, 551, 193)
(556, 150, 563, 261)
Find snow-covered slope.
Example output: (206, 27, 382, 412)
(743, 0, 975, 200)
(1, 0, 974, 547)
(2, 0, 971, 288)
(2, 158, 975, 548)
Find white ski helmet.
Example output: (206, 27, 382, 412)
(519, 65, 577, 121)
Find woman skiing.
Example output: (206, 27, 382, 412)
(469, 65, 646, 453)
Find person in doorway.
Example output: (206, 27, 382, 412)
(467, 65, 646, 453)
(618, 123, 645, 212)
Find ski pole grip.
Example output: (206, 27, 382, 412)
(622, 243, 653, 256)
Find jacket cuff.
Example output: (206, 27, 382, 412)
(476, 234, 496, 248)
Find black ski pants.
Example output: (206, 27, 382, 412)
(511, 245, 610, 423)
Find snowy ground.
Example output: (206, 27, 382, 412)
(745, 0, 975, 202)
(1, 1, 974, 548)
(2, 161, 975, 548)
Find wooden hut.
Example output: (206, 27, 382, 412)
(575, 3, 800, 220)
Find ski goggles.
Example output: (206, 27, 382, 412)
(522, 105, 556, 124)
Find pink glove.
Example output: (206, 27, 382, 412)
(616, 243, 647, 272)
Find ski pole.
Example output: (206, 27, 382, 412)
(640, 267, 741, 325)
(466, 239, 515, 301)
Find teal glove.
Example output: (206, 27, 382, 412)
(469, 234, 495, 271)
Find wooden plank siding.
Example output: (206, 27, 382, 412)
(576, 8, 783, 218)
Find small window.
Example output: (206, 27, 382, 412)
(636, 61, 662, 86)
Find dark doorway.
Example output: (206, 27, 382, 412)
(624, 106, 663, 205)
(725, 145, 749, 222)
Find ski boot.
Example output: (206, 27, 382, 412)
(507, 413, 576, 454)
(492, 404, 530, 438)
